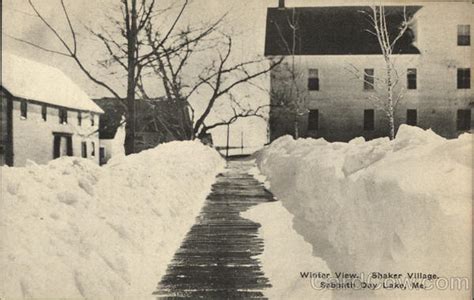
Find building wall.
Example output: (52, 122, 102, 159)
(0, 92, 13, 165)
(100, 124, 125, 165)
(269, 3, 473, 142)
(10, 98, 100, 166)
(0, 98, 4, 165)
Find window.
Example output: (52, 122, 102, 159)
(307, 109, 319, 130)
(364, 109, 375, 131)
(457, 109, 471, 131)
(20, 100, 27, 118)
(458, 25, 470, 46)
(91, 141, 96, 157)
(81, 141, 87, 158)
(406, 109, 417, 126)
(457, 68, 470, 89)
(407, 68, 417, 90)
(42, 105, 47, 121)
(59, 108, 68, 124)
(364, 69, 374, 90)
(307, 69, 319, 91)
(78, 112, 82, 126)
(90, 113, 95, 126)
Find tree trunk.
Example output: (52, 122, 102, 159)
(178, 100, 193, 140)
(294, 117, 299, 139)
(124, 0, 138, 155)
(386, 61, 395, 140)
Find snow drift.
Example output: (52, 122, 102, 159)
(0, 141, 225, 298)
(243, 198, 332, 300)
(255, 125, 471, 298)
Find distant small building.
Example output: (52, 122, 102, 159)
(1, 53, 104, 166)
(94, 97, 190, 163)
(97, 115, 125, 165)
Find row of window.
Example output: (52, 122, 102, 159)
(307, 109, 472, 131)
(52, 133, 98, 160)
(20, 101, 95, 126)
(307, 68, 471, 91)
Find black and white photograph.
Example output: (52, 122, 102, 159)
(0, 0, 472, 299)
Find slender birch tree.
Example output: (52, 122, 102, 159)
(271, 7, 308, 139)
(349, 5, 415, 140)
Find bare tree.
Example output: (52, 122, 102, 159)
(191, 35, 281, 139)
(270, 7, 308, 139)
(9, 0, 280, 148)
(197, 94, 268, 139)
(143, 15, 225, 140)
(146, 27, 282, 140)
(8, 0, 189, 154)
(347, 5, 415, 140)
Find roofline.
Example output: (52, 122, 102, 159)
(264, 5, 422, 56)
(266, 5, 423, 10)
(1, 85, 104, 114)
(264, 53, 421, 57)
(93, 96, 168, 102)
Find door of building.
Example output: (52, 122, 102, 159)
(99, 147, 106, 165)
(53, 133, 73, 159)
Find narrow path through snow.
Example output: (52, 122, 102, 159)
(154, 159, 275, 299)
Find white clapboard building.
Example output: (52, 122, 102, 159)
(1, 53, 104, 166)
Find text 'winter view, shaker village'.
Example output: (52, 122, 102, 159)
(0, 0, 472, 299)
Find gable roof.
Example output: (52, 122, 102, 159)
(1, 53, 103, 113)
(264, 6, 422, 56)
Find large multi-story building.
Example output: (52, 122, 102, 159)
(265, 1, 473, 142)
(1, 53, 104, 166)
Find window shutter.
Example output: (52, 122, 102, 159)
(308, 69, 319, 91)
(53, 135, 61, 159)
(364, 109, 375, 130)
(307, 110, 319, 130)
(20, 101, 27, 118)
(457, 68, 471, 89)
(457, 109, 472, 131)
(42, 105, 47, 121)
(407, 69, 417, 90)
(407, 109, 417, 126)
(364, 69, 374, 90)
(66, 136, 73, 156)
(458, 25, 470, 46)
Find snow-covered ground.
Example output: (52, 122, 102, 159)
(243, 178, 332, 299)
(0, 141, 225, 298)
(254, 125, 472, 299)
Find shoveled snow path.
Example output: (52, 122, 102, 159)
(154, 159, 274, 298)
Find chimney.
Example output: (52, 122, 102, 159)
(278, 0, 285, 8)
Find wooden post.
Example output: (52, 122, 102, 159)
(226, 124, 230, 158)
(241, 131, 243, 154)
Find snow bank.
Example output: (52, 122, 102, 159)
(0, 141, 225, 298)
(243, 185, 332, 299)
(256, 125, 472, 298)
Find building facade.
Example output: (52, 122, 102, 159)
(265, 2, 473, 142)
(1, 54, 104, 166)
